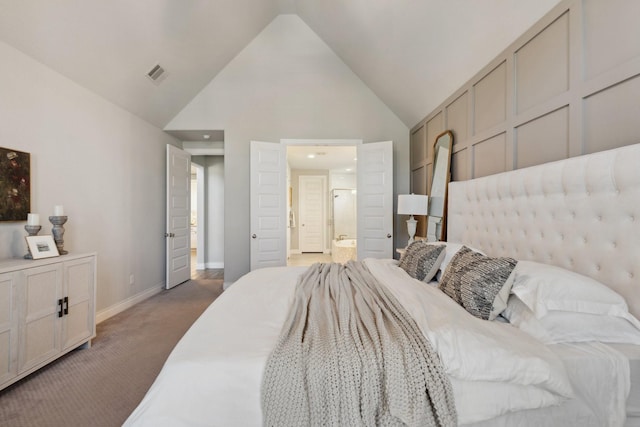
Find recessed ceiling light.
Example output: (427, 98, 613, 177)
(307, 154, 315, 159)
(203, 134, 210, 139)
(346, 168, 352, 172)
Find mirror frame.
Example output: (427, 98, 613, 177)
(427, 130, 453, 241)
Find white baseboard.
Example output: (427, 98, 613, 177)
(96, 283, 164, 324)
(195, 262, 224, 269)
(290, 249, 301, 255)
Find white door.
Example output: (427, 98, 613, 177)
(299, 175, 325, 252)
(166, 145, 191, 289)
(250, 141, 286, 270)
(357, 141, 393, 259)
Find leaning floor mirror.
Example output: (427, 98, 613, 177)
(427, 131, 453, 242)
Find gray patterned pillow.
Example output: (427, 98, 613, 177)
(439, 246, 517, 320)
(398, 241, 446, 282)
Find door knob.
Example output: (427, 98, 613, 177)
(387, 233, 392, 238)
(252, 234, 257, 239)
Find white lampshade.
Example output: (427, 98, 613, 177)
(397, 194, 428, 215)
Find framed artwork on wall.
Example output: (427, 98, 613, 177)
(0, 147, 30, 221)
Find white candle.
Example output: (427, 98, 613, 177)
(53, 205, 64, 216)
(27, 213, 40, 226)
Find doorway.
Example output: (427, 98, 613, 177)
(190, 163, 202, 277)
(285, 141, 358, 267)
(188, 155, 225, 280)
(250, 140, 393, 270)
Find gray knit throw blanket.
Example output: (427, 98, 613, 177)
(261, 261, 457, 427)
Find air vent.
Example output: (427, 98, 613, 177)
(146, 63, 167, 84)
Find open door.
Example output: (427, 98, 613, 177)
(357, 141, 393, 259)
(166, 144, 191, 289)
(250, 141, 286, 270)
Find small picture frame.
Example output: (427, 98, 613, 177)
(26, 235, 60, 259)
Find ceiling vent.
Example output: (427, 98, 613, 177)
(146, 63, 167, 84)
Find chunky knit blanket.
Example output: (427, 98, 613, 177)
(261, 261, 457, 426)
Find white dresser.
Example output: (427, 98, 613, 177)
(0, 252, 96, 390)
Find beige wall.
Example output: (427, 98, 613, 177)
(411, 0, 640, 197)
(0, 41, 177, 318)
(167, 15, 409, 284)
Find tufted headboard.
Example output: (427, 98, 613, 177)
(448, 144, 640, 318)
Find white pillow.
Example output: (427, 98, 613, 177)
(503, 294, 640, 345)
(511, 260, 634, 319)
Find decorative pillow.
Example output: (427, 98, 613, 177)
(435, 242, 485, 282)
(398, 241, 446, 282)
(503, 294, 640, 345)
(510, 261, 633, 318)
(439, 246, 517, 320)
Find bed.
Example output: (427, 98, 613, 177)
(125, 143, 640, 426)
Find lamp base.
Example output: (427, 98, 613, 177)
(406, 215, 417, 245)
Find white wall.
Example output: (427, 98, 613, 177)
(166, 15, 410, 284)
(330, 173, 356, 191)
(0, 40, 176, 316)
(191, 155, 224, 269)
(205, 156, 224, 268)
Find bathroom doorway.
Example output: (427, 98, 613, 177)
(285, 141, 358, 266)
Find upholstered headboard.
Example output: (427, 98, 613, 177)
(448, 144, 640, 318)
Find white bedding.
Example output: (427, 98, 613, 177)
(124, 260, 631, 426)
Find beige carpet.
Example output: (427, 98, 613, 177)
(0, 278, 224, 427)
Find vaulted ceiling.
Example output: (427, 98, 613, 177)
(0, 0, 561, 129)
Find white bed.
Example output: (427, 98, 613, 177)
(125, 143, 640, 426)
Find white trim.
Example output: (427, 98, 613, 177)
(96, 282, 164, 324)
(289, 249, 302, 255)
(281, 138, 362, 146)
(205, 262, 224, 269)
(183, 148, 224, 156)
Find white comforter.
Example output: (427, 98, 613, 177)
(124, 259, 630, 426)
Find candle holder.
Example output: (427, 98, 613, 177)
(24, 225, 42, 259)
(49, 216, 69, 255)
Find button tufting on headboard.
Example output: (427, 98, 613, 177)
(448, 144, 640, 319)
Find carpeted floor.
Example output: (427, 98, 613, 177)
(0, 278, 224, 427)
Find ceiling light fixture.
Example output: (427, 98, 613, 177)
(203, 134, 210, 139)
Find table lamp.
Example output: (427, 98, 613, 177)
(397, 194, 428, 245)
